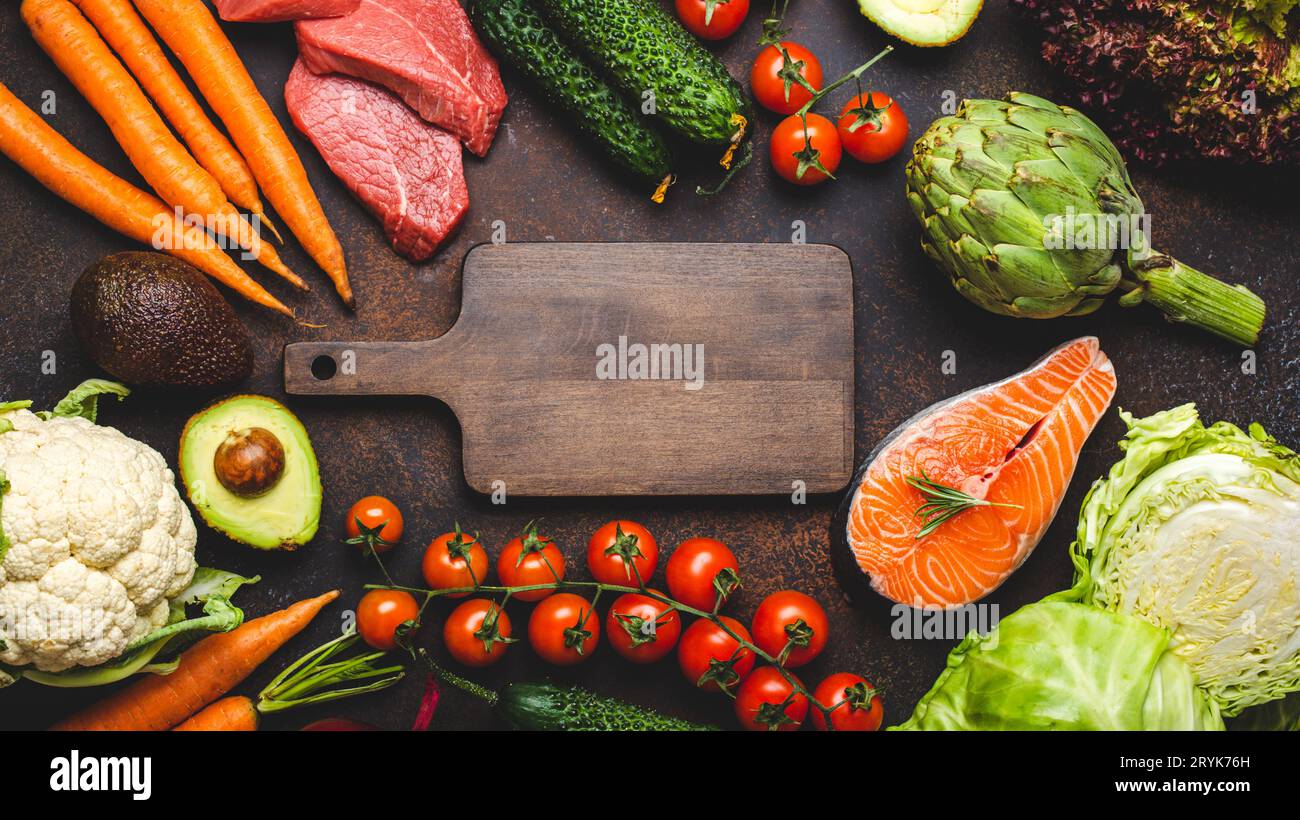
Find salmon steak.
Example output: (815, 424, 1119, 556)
(834, 337, 1117, 609)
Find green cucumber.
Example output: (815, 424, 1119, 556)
(536, 0, 752, 147)
(497, 682, 716, 731)
(470, 0, 674, 187)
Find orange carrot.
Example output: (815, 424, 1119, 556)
(0, 80, 292, 316)
(133, 0, 353, 308)
(21, 0, 304, 290)
(69, 0, 276, 239)
(172, 696, 260, 731)
(51, 590, 339, 731)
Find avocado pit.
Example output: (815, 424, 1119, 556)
(180, 394, 321, 550)
(214, 427, 286, 497)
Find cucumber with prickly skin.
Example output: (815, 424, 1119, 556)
(470, 0, 674, 185)
(536, 0, 752, 147)
(497, 682, 716, 731)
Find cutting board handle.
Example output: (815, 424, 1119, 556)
(283, 340, 455, 399)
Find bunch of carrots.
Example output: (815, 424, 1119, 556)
(0, 0, 352, 317)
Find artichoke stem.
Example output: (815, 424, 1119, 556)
(1125, 253, 1265, 347)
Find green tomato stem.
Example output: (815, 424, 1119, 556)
(794, 46, 894, 119)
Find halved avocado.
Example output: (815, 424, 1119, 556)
(856, 0, 983, 47)
(180, 395, 321, 550)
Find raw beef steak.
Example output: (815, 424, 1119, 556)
(214, 0, 360, 23)
(285, 61, 468, 262)
(295, 0, 506, 156)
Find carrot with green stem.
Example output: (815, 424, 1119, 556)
(68, 0, 282, 243)
(21, 0, 304, 290)
(172, 695, 259, 731)
(50, 590, 340, 731)
(144, 628, 401, 731)
(0, 80, 292, 316)
(169, 633, 404, 731)
(133, 0, 353, 308)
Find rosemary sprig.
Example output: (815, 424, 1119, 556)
(905, 473, 1023, 539)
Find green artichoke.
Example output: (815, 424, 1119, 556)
(906, 93, 1266, 346)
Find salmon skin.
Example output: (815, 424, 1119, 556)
(832, 337, 1117, 610)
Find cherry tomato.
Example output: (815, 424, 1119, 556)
(666, 537, 740, 611)
(356, 589, 419, 651)
(837, 92, 909, 164)
(677, 615, 755, 693)
(345, 496, 404, 553)
(751, 590, 828, 667)
(443, 598, 513, 668)
(587, 520, 658, 585)
(769, 113, 841, 185)
(810, 673, 884, 731)
(422, 525, 488, 598)
(735, 666, 808, 731)
(675, 0, 749, 40)
(606, 591, 681, 663)
(750, 42, 823, 115)
(528, 592, 600, 665)
(497, 521, 564, 602)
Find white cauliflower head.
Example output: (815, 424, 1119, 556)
(0, 408, 197, 672)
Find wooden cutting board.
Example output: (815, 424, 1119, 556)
(284, 243, 854, 496)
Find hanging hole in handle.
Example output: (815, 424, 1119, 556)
(311, 354, 338, 381)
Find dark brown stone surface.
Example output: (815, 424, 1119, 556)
(0, 2, 1296, 730)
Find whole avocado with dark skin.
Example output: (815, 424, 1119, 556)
(70, 252, 253, 391)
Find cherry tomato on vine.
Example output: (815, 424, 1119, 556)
(677, 615, 755, 693)
(735, 666, 808, 731)
(345, 496, 404, 554)
(528, 592, 600, 665)
(356, 589, 419, 651)
(497, 521, 564, 602)
(587, 520, 658, 585)
(751, 590, 828, 667)
(836, 92, 909, 164)
(443, 598, 513, 668)
(422, 524, 488, 598)
(675, 0, 749, 40)
(606, 591, 681, 663)
(750, 41, 822, 115)
(666, 537, 740, 611)
(770, 113, 841, 185)
(810, 672, 883, 731)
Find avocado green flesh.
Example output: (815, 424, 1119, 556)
(180, 396, 321, 550)
(856, 0, 983, 46)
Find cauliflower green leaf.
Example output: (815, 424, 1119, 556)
(38, 379, 130, 423)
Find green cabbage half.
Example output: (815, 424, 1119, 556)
(1070, 404, 1300, 716)
(896, 600, 1224, 730)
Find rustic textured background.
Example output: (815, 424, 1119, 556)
(1, 1, 1296, 730)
